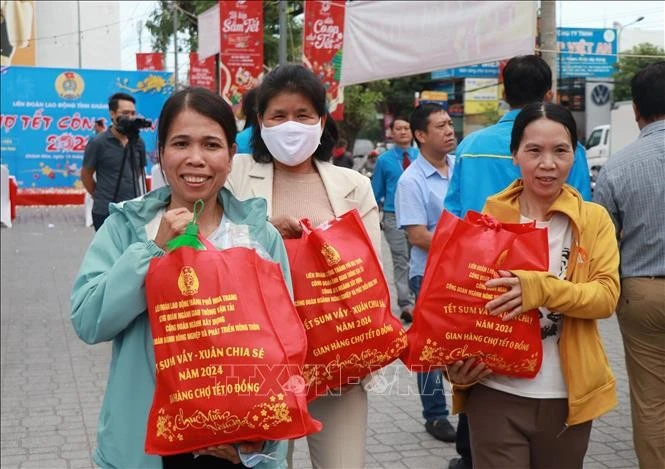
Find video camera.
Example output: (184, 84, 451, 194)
(115, 115, 152, 138)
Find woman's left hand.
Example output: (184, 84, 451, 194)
(194, 444, 241, 463)
(485, 270, 524, 321)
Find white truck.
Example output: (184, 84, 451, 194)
(585, 101, 641, 185)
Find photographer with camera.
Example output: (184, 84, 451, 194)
(81, 92, 150, 231)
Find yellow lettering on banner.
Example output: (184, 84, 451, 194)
(178, 367, 200, 381)
(335, 321, 356, 333)
(476, 319, 494, 330)
(199, 346, 224, 359)
(169, 389, 194, 403)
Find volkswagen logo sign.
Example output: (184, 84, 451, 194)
(591, 84, 611, 106)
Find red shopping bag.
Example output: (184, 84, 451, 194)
(144, 241, 322, 455)
(402, 211, 549, 378)
(284, 209, 408, 400)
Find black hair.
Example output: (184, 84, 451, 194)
(510, 102, 577, 153)
(410, 103, 446, 148)
(156, 87, 237, 166)
(503, 55, 552, 109)
(94, 119, 105, 126)
(108, 92, 136, 112)
(390, 116, 410, 130)
(631, 61, 665, 121)
(250, 64, 335, 163)
(241, 87, 259, 130)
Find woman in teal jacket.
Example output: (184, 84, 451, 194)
(71, 88, 289, 469)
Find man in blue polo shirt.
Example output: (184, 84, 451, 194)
(371, 117, 418, 322)
(445, 54, 591, 219)
(395, 103, 457, 443)
(443, 54, 592, 469)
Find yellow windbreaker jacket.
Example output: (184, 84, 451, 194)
(451, 180, 620, 426)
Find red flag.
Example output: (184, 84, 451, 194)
(302, 1, 346, 120)
(219, 0, 264, 119)
(136, 53, 164, 71)
(189, 53, 218, 92)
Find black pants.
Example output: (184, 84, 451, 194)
(457, 412, 473, 462)
(162, 453, 245, 469)
(92, 212, 108, 231)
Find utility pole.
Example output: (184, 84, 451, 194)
(540, 1, 557, 100)
(173, 2, 179, 89)
(137, 21, 143, 52)
(278, 1, 287, 66)
(77, 0, 82, 68)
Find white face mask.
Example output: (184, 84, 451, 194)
(260, 118, 323, 166)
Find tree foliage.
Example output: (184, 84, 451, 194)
(380, 73, 432, 118)
(339, 81, 388, 146)
(145, 1, 217, 53)
(612, 43, 665, 102)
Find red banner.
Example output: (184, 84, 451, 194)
(303, 1, 346, 120)
(219, 0, 264, 118)
(136, 52, 164, 71)
(189, 53, 218, 92)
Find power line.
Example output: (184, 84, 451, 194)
(26, 12, 153, 44)
(536, 47, 664, 58)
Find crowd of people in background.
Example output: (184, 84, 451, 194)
(73, 57, 664, 468)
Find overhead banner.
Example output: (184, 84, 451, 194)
(189, 53, 217, 92)
(198, 3, 221, 61)
(0, 66, 174, 189)
(219, 0, 264, 117)
(302, 0, 346, 120)
(136, 52, 165, 71)
(557, 28, 617, 78)
(341, 1, 537, 85)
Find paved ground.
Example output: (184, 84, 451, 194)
(1, 207, 638, 468)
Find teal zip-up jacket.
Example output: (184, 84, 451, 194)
(71, 186, 289, 469)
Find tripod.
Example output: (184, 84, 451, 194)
(112, 132, 147, 203)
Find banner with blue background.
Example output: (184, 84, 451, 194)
(557, 28, 617, 78)
(0, 66, 174, 189)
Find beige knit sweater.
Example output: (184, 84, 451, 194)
(272, 166, 335, 227)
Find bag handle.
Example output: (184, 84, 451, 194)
(465, 211, 503, 230)
(298, 218, 315, 236)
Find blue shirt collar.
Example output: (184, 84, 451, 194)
(413, 152, 453, 179)
(499, 109, 521, 123)
(392, 145, 417, 158)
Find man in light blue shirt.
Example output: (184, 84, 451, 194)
(442, 54, 593, 469)
(395, 103, 457, 443)
(371, 117, 418, 321)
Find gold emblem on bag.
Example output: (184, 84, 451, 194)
(178, 266, 199, 296)
(495, 249, 509, 268)
(320, 243, 341, 266)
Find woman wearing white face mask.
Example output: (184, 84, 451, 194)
(226, 64, 380, 469)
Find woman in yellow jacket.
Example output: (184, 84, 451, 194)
(447, 102, 620, 469)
